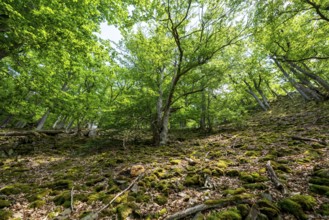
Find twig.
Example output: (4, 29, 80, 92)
(96, 174, 142, 214)
(71, 187, 74, 212)
(164, 198, 250, 220)
(266, 161, 288, 195)
(291, 136, 327, 146)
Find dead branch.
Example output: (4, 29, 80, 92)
(0, 130, 72, 137)
(164, 198, 250, 220)
(184, 157, 197, 165)
(266, 161, 288, 195)
(291, 136, 327, 146)
(71, 187, 74, 212)
(80, 175, 142, 220)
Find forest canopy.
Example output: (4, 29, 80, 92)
(1, 0, 329, 145)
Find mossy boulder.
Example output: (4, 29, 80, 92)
(309, 177, 329, 186)
(224, 188, 246, 196)
(53, 191, 71, 208)
(207, 207, 241, 220)
(0, 200, 11, 208)
(313, 168, 329, 178)
(217, 160, 229, 169)
(243, 183, 267, 190)
(47, 180, 73, 190)
(117, 204, 132, 220)
(226, 169, 240, 177)
(290, 194, 316, 211)
(278, 198, 308, 220)
(237, 204, 250, 218)
(0, 183, 30, 195)
(257, 199, 280, 219)
(29, 200, 46, 208)
(184, 173, 203, 186)
(309, 184, 329, 196)
(240, 172, 267, 183)
(155, 194, 168, 205)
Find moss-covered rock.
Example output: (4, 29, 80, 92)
(29, 200, 46, 208)
(278, 198, 308, 220)
(169, 159, 181, 165)
(86, 177, 105, 186)
(117, 204, 132, 220)
(217, 160, 229, 169)
(0, 200, 11, 209)
(155, 194, 168, 205)
(27, 189, 51, 202)
(205, 193, 253, 205)
(309, 177, 329, 186)
(309, 184, 329, 196)
(239, 172, 267, 183)
(290, 194, 316, 211)
(0, 183, 30, 195)
(53, 191, 71, 208)
(237, 204, 250, 218)
(243, 183, 267, 190)
(207, 207, 242, 220)
(184, 173, 203, 186)
(313, 168, 329, 178)
(47, 179, 73, 190)
(224, 188, 246, 196)
(226, 169, 240, 177)
(0, 210, 13, 220)
(257, 199, 280, 219)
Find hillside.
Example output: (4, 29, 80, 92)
(0, 96, 329, 220)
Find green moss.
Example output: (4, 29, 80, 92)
(155, 194, 168, 205)
(239, 172, 267, 183)
(278, 198, 308, 220)
(154, 168, 168, 179)
(309, 184, 329, 196)
(212, 168, 224, 177)
(117, 204, 132, 220)
(205, 194, 253, 205)
(276, 164, 292, 173)
(29, 200, 46, 208)
(244, 151, 260, 157)
(243, 183, 267, 190)
(217, 160, 228, 169)
(0, 210, 13, 220)
(0, 183, 30, 195)
(257, 199, 280, 218)
(237, 204, 250, 218)
(158, 208, 167, 215)
(309, 177, 329, 186)
(226, 169, 240, 177)
(0, 200, 11, 208)
(132, 192, 151, 203)
(48, 180, 73, 190)
(53, 191, 71, 208)
(202, 168, 212, 175)
(314, 169, 329, 178)
(184, 174, 203, 186)
(290, 195, 316, 211)
(27, 189, 51, 202)
(169, 159, 181, 165)
(86, 177, 105, 186)
(224, 188, 246, 195)
(318, 203, 329, 216)
(207, 208, 241, 220)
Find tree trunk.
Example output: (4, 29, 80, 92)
(288, 61, 329, 92)
(36, 110, 50, 130)
(52, 116, 61, 129)
(200, 89, 206, 130)
(265, 80, 279, 98)
(244, 80, 268, 111)
(272, 58, 312, 101)
(159, 108, 170, 146)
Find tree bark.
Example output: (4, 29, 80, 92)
(36, 109, 50, 130)
(288, 61, 329, 92)
(200, 89, 206, 130)
(244, 80, 268, 111)
(272, 57, 312, 101)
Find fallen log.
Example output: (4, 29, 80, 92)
(0, 130, 73, 137)
(266, 161, 288, 195)
(164, 196, 251, 220)
(291, 136, 327, 146)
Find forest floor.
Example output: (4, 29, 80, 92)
(1, 97, 329, 220)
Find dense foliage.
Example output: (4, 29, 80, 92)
(1, 0, 328, 145)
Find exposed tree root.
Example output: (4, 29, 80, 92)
(266, 160, 288, 195)
(291, 135, 327, 146)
